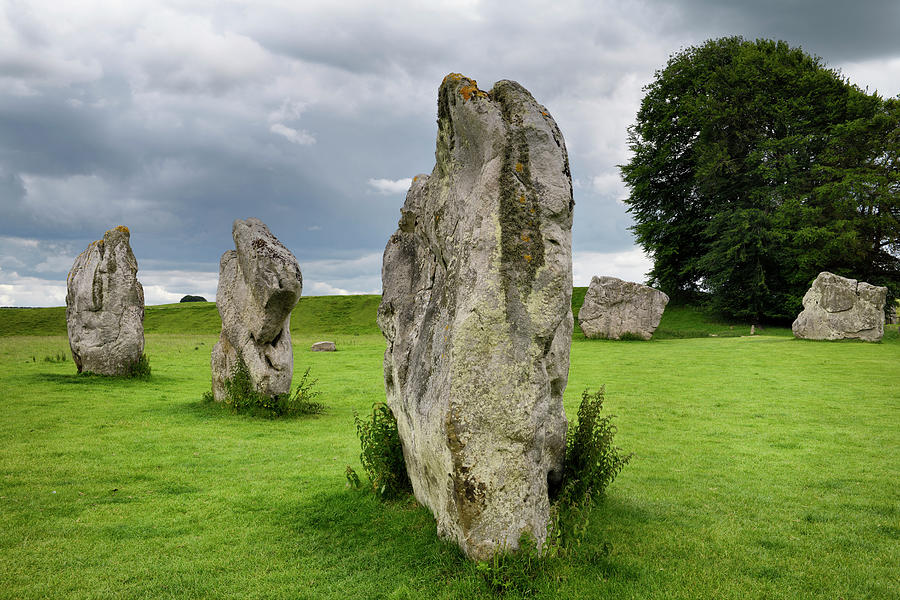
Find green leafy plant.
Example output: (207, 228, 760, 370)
(126, 354, 152, 379)
(219, 353, 324, 417)
(350, 402, 411, 499)
(558, 387, 632, 506)
(344, 465, 361, 489)
(546, 386, 632, 558)
(475, 533, 548, 596)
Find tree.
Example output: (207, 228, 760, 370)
(621, 37, 899, 321)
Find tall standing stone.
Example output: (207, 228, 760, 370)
(577, 275, 669, 340)
(66, 226, 144, 375)
(378, 74, 573, 560)
(211, 218, 303, 401)
(792, 271, 887, 341)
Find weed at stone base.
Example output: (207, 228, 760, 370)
(347, 402, 411, 499)
(126, 354, 151, 379)
(214, 353, 324, 418)
(476, 387, 631, 595)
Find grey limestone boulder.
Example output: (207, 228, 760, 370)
(578, 276, 668, 340)
(792, 272, 886, 342)
(211, 218, 303, 401)
(311, 341, 336, 352)
(377, 74, 573, 560)
(66, 226, 144, 375)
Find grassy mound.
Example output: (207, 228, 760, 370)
(2, 290, 802, 340)
(1, 295, 383, 338)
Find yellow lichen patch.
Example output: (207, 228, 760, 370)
(524, 254, 532, 262)
(515, 163, 524, 173)
(459, 83, 487, 102)
(529, 207, 535, 214)
(413, 176, 419, 182)
(541, 111, 549, 117)
(113, 225, 130, 235)
(521, 234, 530, 242)
(443, 73, 465, 85)
(518, 194, 526, 204)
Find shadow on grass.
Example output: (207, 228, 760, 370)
(259, 490, 479, 595)
(247, 489, 649, 596)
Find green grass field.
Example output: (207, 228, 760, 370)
(1, 295, 898, 599)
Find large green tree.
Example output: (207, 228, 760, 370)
(621, 37, 899, 321)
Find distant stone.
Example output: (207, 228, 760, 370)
(577, 276, 669, 340)
(792, 272, 886, 342)
(311, 341, 336, 352)
(66, 226, 144, 375)
(750, 324, 756, 336)
(180, 295, 207, 303)
(211, 218, 303, 401)
(378, 74, 573, 560)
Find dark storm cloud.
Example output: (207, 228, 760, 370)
(651, 0, 900, 62)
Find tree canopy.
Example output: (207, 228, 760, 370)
(621, 37, 899, 321)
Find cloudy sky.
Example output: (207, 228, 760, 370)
(2, 0, 899, 306)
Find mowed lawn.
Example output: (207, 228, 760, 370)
(0, 298, 898, 599)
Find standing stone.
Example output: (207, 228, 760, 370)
(577, 276, 669, 340)
(66, 226, 144, 375)
(377, 74, 573, 560)
(211, 218, 303, 401)
(792, 272, 887, 341)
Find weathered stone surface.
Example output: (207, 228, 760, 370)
(577, 276, 668, 340)
(66, 226, 144, 375)
(377, 74, 573, 560)
(311, 341, 336, 352)
(211, 218, 302, 400)
(792, 272, 886, 341)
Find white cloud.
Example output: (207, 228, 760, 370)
(138, 269, 219, 305)
(572, 247, 652, 286)
(0, 4, 103, 95)
(269, 123, 316, 145)
(300, 252, 383, 295)
(268, 99, 307, 123)
(34, 253, 77, 273)
(0, 236, 39, 248)
(368, 178, 412, 195)
(838, 57, 900, 98)
(0, 267, 66, 307)
(126, 9, 274, 96)
(305, 280, 352, 296)
(591, 171, 627, 204)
